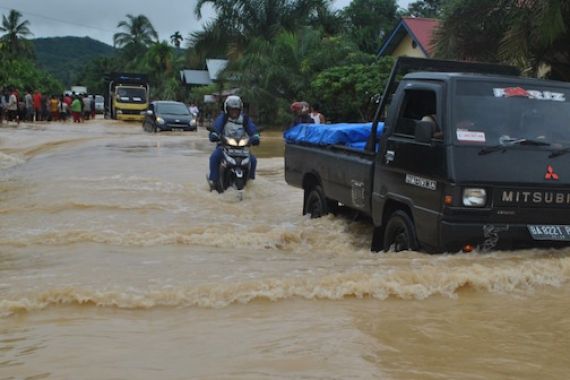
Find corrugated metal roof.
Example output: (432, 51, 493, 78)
(206, 59, 228, 81)
(180, 70, 213, 85)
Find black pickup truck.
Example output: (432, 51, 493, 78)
(285, 57, 570, 253)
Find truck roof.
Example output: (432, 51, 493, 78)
(403, 71, 570, 88)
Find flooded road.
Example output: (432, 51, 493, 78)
(1, 119, 569, 379)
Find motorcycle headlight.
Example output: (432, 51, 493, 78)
(463, 188, 487, 207)
(156, 117, 165, 125)
(226, 138, 238, 146)
(238, 138, 249, 147)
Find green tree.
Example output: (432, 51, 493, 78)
(311, 57, 394, 121)
(0, 9, 33, 57)
(405, 0, 444, 18)
(433, 0, 509, 62)
(191, 0, 334, 57)
(113, 14, 159, 49)
(341, 0, 398, 54)
(170, 31, 183, 48)
(499, 0, 570, 80)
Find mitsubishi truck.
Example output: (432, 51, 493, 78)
(284, 57, 570, 253)
(106, 72, 149, 121)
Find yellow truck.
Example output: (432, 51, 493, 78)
(106, 73, 149, 121)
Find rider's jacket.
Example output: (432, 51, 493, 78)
(212, 112, 259, 139)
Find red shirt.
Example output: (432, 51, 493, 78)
(33, 92, 42, 109)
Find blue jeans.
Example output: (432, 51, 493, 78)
(209, 146, 257, 182)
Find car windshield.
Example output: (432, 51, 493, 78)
(156, 103, 190, 115)
(452, 80, 570, 147)
(95, 95, 104, 103)
(116, 87, 146, 101)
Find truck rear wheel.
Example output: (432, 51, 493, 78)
(304, 185, 328, 218)
(383, 210, 418, 252)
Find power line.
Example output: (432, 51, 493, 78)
(0, 5, 116, 34)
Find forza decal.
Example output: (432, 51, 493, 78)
(493, 87, 566, 102)
(405, 174, 437, 191)
(481, 224, 509, 251)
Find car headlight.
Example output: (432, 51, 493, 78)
(156, 117, 165, 125)
(116, 110, 123, 114)
(463, 188, 487, 207)
(190, 119, 197, 127)
(238, 138, 249, 146)
(226, 138, 238, 146)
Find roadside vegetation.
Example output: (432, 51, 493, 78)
(2, 1, 569, 127)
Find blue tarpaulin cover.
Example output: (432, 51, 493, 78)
(284, 122, 383, 149)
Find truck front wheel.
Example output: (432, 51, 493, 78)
(383, 210, 418, 252)
(304, 186, 328, 218)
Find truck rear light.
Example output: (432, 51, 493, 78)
(463, 244, 475, 253)
(444, 195, 453, 205)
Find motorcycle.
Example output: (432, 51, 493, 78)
(211, 133, 252, 193)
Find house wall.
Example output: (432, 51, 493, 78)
(391, 35, 427, 58)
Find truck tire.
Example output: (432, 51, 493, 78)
(304, 185, 328, 218)
(383, 210, 418, 252)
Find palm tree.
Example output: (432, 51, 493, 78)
(170, 31, 183, 48)
(498, 0, 570, 80)
(191, 0, 333, 56)
(113, 14, 159, 49)
(0, 9, 33, 56)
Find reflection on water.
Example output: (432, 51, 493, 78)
(1, 120, 569, 379)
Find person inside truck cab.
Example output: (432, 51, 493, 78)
(207, 96, 260, 189)
(421, 113, 442, 139)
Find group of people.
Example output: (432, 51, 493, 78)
(0, 87, 97, 125)
(290, 101, 326, 126)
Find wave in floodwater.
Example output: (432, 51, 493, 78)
(2, 256, 569, 317)
(0, 152, 26, 169)
(0, 216, 372, 253)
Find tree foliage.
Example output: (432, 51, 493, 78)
(311, 57, 394, 121)
(341, 0, 398, 54)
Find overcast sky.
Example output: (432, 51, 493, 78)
(0, 0, 413, 46)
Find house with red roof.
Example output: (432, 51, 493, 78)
(378, 17, 440, 58)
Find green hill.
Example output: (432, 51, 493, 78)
(32, 36, 116, 87)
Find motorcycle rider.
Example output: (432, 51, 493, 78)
(208, 95, 260, 190)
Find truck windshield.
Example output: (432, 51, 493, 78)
(156, 103, 189, 115)
(452, 80, 570, 147)
(116, 87, 146, 102)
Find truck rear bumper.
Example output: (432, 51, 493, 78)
(439, 221, 570, 253)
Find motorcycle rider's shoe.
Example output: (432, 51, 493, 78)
(206, 175, 216, 192)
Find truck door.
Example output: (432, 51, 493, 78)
(373, 81, 447, 250)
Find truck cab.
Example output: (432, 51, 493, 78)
(285, 57, 570, 253)
(106, 73, 149, 122)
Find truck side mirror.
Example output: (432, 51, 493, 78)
(415, 121, 434, 143)
(146, 110, 153, 116)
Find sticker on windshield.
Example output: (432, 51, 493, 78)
(493, 87, 566, 102)
(457, 129, 486, 143)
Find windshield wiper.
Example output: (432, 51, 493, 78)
(479, 138, 551, 156)
(549, 147, 570, 158)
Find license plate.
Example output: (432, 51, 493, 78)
(527, 225, 570, 241)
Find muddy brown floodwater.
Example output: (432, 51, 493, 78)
(1, 119, 569, 380)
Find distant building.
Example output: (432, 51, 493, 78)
(179, 59, 229, 87)
(378, 17, 440, 58)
